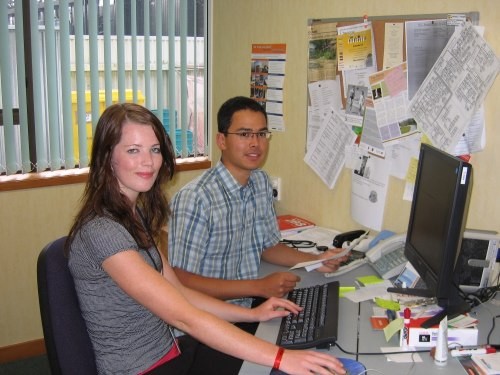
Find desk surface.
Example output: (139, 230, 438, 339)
(239, 261, 500, 374)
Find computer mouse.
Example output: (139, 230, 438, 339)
(268, 357, 365, 375)
(338, 357, 366, 375)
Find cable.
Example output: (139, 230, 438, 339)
(334, 342, 431, 356)
(461, 283, 499, 309)
(334, 343, 427, 375)
(457, 278, 500, 348)
(357, 369, 386, 375)
(487, 314, 500, 346)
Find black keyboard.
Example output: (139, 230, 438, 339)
(276, 281, 340, 349)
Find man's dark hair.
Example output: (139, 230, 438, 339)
(217, 96, 267, 133)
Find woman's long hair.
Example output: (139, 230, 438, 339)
(66, 103, 176, 252)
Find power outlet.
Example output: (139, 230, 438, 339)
(270, 176, 282, 201)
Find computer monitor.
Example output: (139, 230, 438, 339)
(390, 143, 473, 328)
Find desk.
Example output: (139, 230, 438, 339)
(239, 261, 500, 374)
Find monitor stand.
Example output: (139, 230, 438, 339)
(386, 286, 470, 328)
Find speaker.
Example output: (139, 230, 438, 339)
(456, 229, 499, 292)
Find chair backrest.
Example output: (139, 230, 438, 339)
(37, 236, 98, 375)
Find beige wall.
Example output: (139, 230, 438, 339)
(0, 171, 200, 347)
(212, 0, 500, 234)
(1, 0, 499, 348)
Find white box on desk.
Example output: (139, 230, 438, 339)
(399, 326, 478, 347)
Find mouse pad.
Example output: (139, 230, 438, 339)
(269, 357, 366, 375)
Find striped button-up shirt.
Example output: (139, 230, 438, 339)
(168, 161, 281, 307)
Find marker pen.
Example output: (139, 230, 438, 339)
(450, 347, 497, 357)
(402, 307, 411, 348)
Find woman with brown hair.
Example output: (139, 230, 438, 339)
(66, 103, 345, 375)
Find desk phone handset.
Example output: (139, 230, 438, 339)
(326, 232, 408, 279)
(332, 230, 367, 248)
(365, 233, 408, 279)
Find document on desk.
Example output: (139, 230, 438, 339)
(343, 281, 393, 303)
(290, 231, 369, 271)
(380, 347, 423, 363)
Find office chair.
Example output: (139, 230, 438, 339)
(37, 236, 98, 375)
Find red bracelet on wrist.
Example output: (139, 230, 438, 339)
(273, 347, 285, 370)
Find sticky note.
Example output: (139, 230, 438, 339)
(339, 286, 356, 297)
(374, 297, 400, 311)
(357, 275, 384, 286)
(383, 317, 404, 341)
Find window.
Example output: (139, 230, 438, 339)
(0, 0, 208, 186)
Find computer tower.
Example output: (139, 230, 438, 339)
(456, 229, 500, 292)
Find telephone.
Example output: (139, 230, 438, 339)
(364, 233, 408, 279)
(332, 230, 367, 248)
(326, 233, 408, 279)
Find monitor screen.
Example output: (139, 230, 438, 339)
(404, 143, 472, 325)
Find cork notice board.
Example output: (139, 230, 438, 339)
(307, 12, 479, 107)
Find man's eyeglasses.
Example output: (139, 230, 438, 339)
(225, 131, 272, 140)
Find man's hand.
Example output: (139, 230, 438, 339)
(314, 248, 350, 273)
(257, 272, 300, 298)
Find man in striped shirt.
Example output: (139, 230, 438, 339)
(168, 96, 347, 310)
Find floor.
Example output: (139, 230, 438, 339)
(0, 355, 51, 375)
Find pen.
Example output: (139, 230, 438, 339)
(386, 309, 396, 321)
(450, 346, 497, 357)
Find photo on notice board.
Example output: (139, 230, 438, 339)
(345, 84, 368, 117)
(307, 20, 338, 83)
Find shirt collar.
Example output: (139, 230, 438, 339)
(215, 161, 256, 196)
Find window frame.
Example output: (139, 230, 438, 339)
(0, 0, 212, 191)
(0, 158, 211, 192)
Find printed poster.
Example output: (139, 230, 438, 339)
(251, 44, 287, 131)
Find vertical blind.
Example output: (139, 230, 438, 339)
(0, 0, 207, 176)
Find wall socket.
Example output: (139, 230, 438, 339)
(270, 176, 282, 201)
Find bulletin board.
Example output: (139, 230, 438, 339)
(307, 12, 479, 106)
(303, 11, 498, 232)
